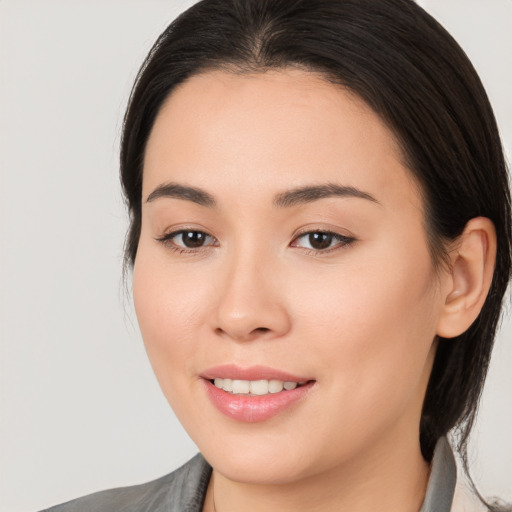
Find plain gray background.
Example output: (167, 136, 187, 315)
(0, 1, 510, 511)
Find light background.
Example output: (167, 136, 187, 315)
(0, 1, 510, 510)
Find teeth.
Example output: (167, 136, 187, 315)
(268, 380, 284, 393)
(213, 378, 302, 395)
(232, 379, 250, 394)
(250, 380, 268, 395)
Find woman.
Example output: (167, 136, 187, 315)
(42, 0, 511, 511)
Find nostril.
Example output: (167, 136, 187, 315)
(254, 327, 270, 333)
(214, 325, 271, 341)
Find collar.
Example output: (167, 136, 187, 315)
(419, 436, 457, 512)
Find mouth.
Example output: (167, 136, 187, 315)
(209, 378, 309, 396)
(201, 365, 316, 422)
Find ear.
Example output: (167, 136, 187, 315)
(436, 217, 497, 339)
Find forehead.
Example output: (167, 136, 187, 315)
(143, 68, 421, 212)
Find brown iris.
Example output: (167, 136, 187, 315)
(308, 232, 333, 250)
(181, 231, 207, 248)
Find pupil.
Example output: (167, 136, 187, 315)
(309, 232, 332, 250)
(183, 231, 205, 248)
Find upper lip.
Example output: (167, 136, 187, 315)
(200, 364, 314, 383)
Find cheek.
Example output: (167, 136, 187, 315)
(132, 242, 212, 387)
(283, 265, 437, 462)
(289, 243, 439, 403)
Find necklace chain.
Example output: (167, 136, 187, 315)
(212, 474, 217, 512)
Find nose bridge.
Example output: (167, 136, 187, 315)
(213, 236, 290, 341)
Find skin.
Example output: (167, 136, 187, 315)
(133, 69, 467, 511)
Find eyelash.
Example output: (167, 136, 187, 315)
(156, 230, 218, 255)
(156, 229, 355, 256)
(291, 230, 355, 254)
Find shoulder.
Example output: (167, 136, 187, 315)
(39, 453, 212, 512)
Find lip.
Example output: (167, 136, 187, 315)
(200, 365, 316, 423)
(200, 364, 313, 383)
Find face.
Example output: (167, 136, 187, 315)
(133, 69, 447, 485)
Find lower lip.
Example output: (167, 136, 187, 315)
(203, 380, 315, 422)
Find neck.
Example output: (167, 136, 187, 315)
(205, 428, 430, 512)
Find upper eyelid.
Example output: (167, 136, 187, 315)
(292, 231, 355, 246)
(294, 228, 349, 236)
(158, 226, 215, 239)
(292, 227, 355, 240)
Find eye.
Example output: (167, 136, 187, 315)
(291, 230, 355, 253)
(157, 229, 217, 252)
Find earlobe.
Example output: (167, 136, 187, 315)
(436, 217, 497, 339)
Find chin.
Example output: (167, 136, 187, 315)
(191, 424, 332, 486)
(208, 448, 315, 485)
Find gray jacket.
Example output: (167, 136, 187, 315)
(40, 437, 482, 512)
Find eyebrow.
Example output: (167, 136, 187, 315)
(146, 183, 217, 207)
(273, 183, 380, 208)
(145, 181, 379, 208)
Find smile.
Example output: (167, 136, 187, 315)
(212, 378, 305, 395)
(201, 366, 316, 422)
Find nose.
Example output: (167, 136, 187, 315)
(212, 248, 291, 342)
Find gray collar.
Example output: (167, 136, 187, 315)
(41, 439, 457, 512)
(419, 436, 457, 512)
